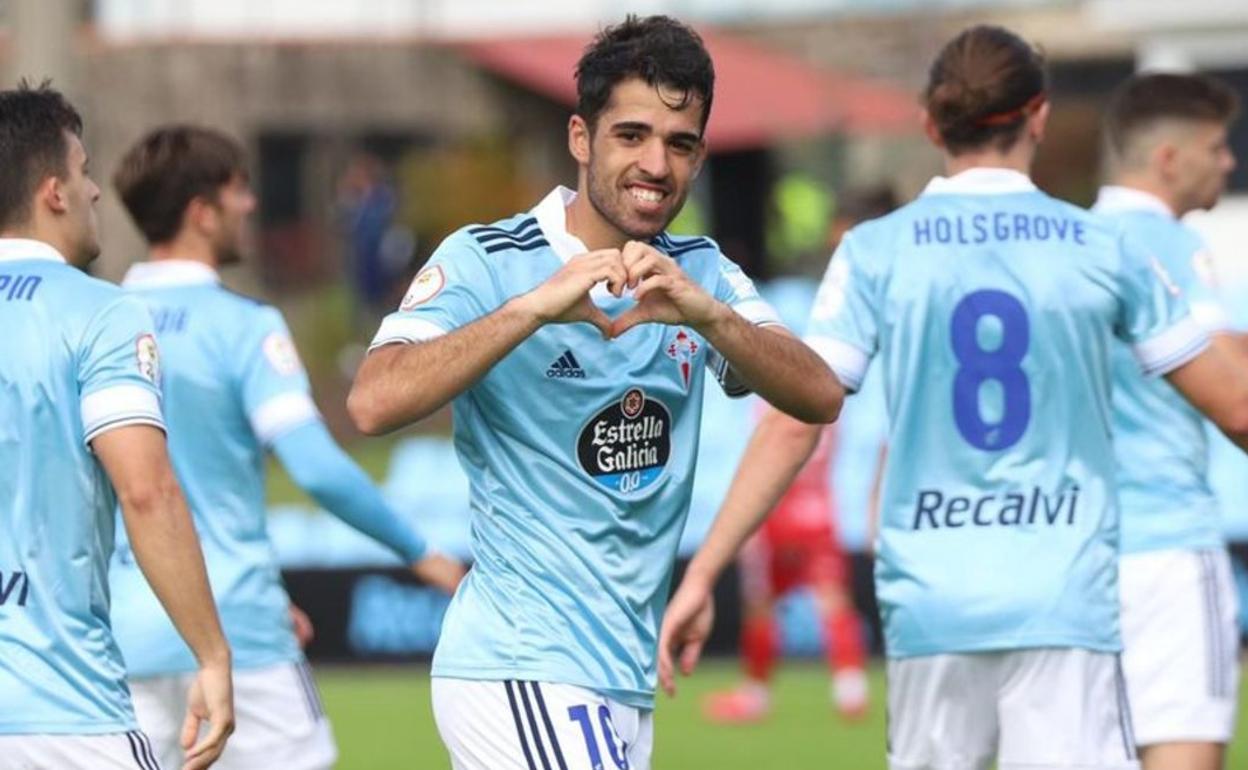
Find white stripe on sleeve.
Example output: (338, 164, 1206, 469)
(1132, 315, 1211, 377)
(804, 335, 870, 392)
(368, 316, 449, 352)
(1190, 301, 1232, 334)
(81, 384, 165, 445)
(731, 298, 782, 327)
(249, 391, 320, 445)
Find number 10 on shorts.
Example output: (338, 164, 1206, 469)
(568, 705, 629, 769)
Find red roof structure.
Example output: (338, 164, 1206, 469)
(456, 30, 918, 153)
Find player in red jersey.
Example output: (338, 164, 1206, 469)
(704, 187, 896, 724)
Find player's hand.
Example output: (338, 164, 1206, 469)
(611, 241, 721, 338)
(514, 249, 627, 337)
(290, 603, 315, 649)
(411, 552, 467, 595)
(180, 661, 234, 770)
(657, 574, 715, 697)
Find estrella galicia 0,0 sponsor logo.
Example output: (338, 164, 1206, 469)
(577, 387, 671, 495)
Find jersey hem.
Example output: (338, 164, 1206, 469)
(430, 665, 655, 709)
(1121, 541, 1227, 559)
(1119, 534, 1224, 555)
(884, 634, 1119, 659)
(126, 647, 302, 679)
(0, 719, 138, 735)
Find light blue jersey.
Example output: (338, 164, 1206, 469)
(804, 169, 1207, 658)
(110, 261, 429, 679)
(108, 261, 317, 676)
(370, 187, 779, 708)
(1094, 186, 1229, 554)
(0, 238, 165, 734)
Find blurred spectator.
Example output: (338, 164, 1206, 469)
(336, 150, 416, 318)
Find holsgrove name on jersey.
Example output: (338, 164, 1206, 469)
(577, 388, 671, 495)
(911, 485, 1080, 530)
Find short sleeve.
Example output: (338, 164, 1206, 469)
(705, 252, 783, 397)
(1183, 235, 1232, 333)
(1115, 230, 1210, 377)
(712, 253, 781, 327)
(802, 233, 878, 392)
(239, 307, 320, 446)
(78, 296, 165, 445)
(369, 231, 499, 351)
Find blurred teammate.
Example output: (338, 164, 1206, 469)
(108, 125, 464, 770)
(348, 15, 842, 770)
(704, 188, 898, 725)
(659, 25, 1248, 770)
(1096, 73, 1244, 770)
(0, 84, 233, 770)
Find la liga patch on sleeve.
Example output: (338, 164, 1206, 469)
(400, 265, 445, 311)
(135, 333, 161, 385)
(263, 333, 304, 377)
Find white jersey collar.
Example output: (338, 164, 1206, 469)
(123, 259, 220, 288)
(532, 186, 590, 264)
(922, 167, 1037, 196)
(0, 238, 67, 264)
(1092, 185, 1175, 218)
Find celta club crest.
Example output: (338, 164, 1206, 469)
(666, 329, 699, 389)
(622, 388, 645, 418)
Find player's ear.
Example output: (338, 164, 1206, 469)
(39, 174, 69, 215)
(183, 196, 217, 237)
(1154, 141, 1180, 180)
(568, 114, 592, 165)
(1028, 101, 1050, 144)
(921, 110, 945, 149)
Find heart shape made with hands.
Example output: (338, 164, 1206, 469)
(583, 277, 686, 339)
(612, 241, 711, 337)
(554, 241, 712, 339)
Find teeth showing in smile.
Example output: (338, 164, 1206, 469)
(629, 187, 664, 203)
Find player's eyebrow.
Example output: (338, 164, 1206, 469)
(610, 121, 701, 145)
(609, 121, 653, 134)
(667, 130, 702, 145)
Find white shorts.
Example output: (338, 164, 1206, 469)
(129, 660, 337, 770)
(432, 677, 654, 770)
(1120, 547, 1240, 746)
(887, 649, 1138, 770)
(0, 730, 163, 769)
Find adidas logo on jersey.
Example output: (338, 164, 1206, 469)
(547, 350, 586, 379)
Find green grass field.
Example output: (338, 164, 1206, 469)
(316, 660, 1248, 769)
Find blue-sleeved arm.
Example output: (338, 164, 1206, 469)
(271, 420, 428, 563)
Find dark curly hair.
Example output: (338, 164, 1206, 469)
(575, 15, 715, 134)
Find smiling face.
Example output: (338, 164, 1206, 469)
(571, 77, 707, 242)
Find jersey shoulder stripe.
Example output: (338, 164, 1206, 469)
(468, 216, 538, 238)
(653, 233, 714, 257)
(467, 216, 550, 255)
